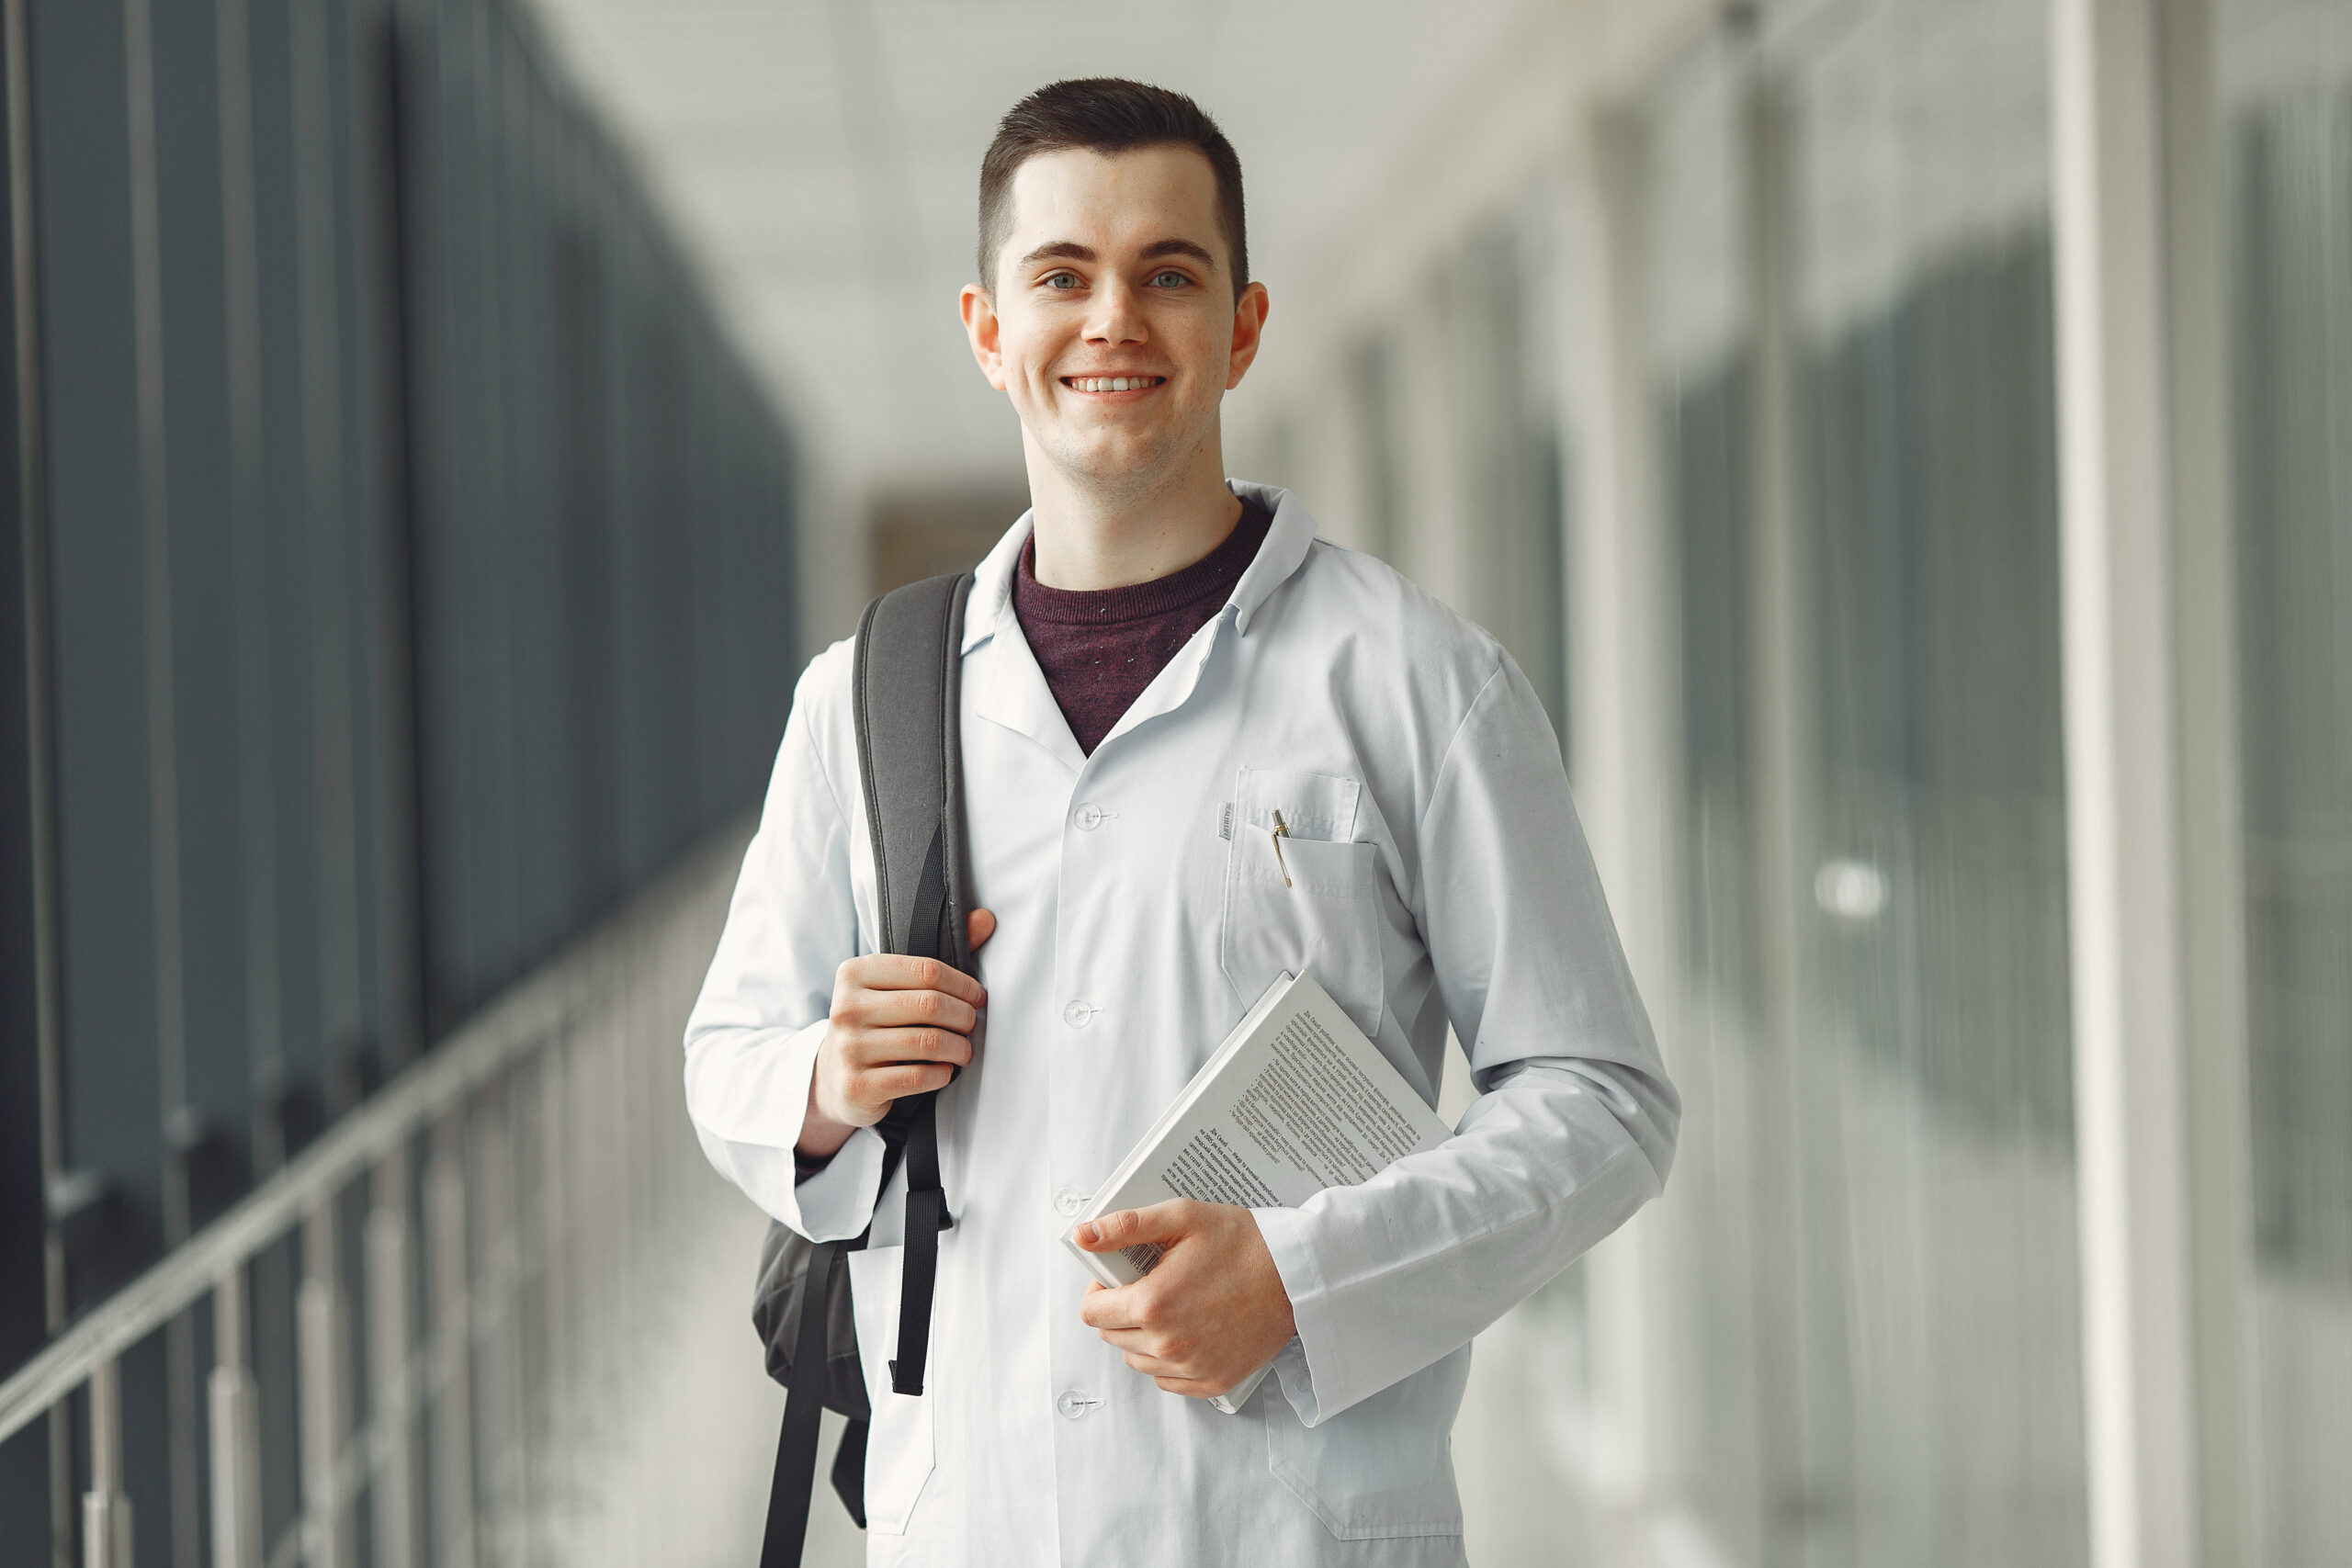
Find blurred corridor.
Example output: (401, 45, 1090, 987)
(1, 0, 2347, 1565)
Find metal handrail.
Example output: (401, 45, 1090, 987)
(0, 941, 569, 1446)
(0, 820, 748, 1562)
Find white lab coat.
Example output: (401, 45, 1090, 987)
(684, 482, 1678, 1566)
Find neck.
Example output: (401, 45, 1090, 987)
(1023, 425, 1243, 591)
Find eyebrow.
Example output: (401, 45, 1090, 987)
(1018, 237, 1219, 270)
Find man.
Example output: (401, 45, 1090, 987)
(685, 78, 1677, 1565)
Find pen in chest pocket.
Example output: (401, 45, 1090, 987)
(1271, 809, 1293, 888)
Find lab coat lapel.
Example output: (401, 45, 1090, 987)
(969, 604, 1087, 774)
(961, 515, 1087, 773)
(1090, 609, 1231, 752)
(1089, 482, 1317, 751)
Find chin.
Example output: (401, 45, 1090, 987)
(1046, 424, 1185, 485)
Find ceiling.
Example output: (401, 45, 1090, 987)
(526, 0, 1551, 505)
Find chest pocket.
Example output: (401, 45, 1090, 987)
(1220, 767, 1385, 1039)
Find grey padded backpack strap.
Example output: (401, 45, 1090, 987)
(759, 570, 975, 1568)
(850, 571, 976, 1398)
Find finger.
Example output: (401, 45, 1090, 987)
(967, 908, 996, 951)
(1154, 1376, 1227, 1399)
(846, 986, 979, 1036)
(1092, 1324, 1154, 1352)
(844, 1026, 974, 1069)
(1074, 1198, 1191, 1253)
(848, 953, 986, 1008)
(1119, 1348, 1190, 1379)
(1077, 1286, 1142, 1332)
(847, 1063, 955, 1105)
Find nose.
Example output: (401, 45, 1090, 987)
(1082, 273, 1148, 346)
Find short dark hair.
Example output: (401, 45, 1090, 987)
(978, 79, 1247, 297)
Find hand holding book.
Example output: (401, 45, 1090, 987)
(1072, 1198, 1298, 1401)
(1065, 972, 1454, 1413)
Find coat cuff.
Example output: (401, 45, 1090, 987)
(1252, 1205, 1342, 1427)
(790, 1125, 886, 1241)
(767, 1018, 886, 1240)
(691, 1019, 886, 1243)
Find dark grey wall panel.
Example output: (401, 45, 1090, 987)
(32, 0, 164, 1299)
(0, 8, 56, 1536)
(153, 0, 252, 1230)
(3, 0, 801, 1416)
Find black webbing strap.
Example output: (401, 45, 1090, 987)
(830, 1416, 869, 1527)
(889, 1092, 946, 1393)
(888, 819, 955, 1395)
(760, 1130, 907, 1563)
(759, 1239, 842, 1568)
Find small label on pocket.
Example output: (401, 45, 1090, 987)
(1220, 802, 1233, 840)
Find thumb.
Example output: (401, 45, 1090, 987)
(967, 908, 997, 951)
(1076, 1199, 1189, 1253)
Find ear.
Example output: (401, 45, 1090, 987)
(961, 284, 1007, 390)
(1226, 280, 1270, 390)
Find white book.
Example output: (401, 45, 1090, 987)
(1062, 970, 1453, 1414)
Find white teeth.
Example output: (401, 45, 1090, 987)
(1070, 375, 1160, 392)
(1114, 378, 1131, 391)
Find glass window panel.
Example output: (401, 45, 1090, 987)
(1454, 214, 1571, 743)
(1635, 5, 2086, 1564)
(1642, 39, 1772, 1565)
(1347, 335, 1403, 567)
(2219, 2, 2352, 1561)
(1783, 2, 2085, 1563)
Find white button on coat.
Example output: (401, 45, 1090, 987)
(684, 482, 1679, 1566)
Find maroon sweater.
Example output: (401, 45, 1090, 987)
(1012, 500, 1273, 754)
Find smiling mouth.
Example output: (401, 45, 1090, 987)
(1060, 375, 1166, 394)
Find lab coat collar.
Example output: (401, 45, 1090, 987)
(961, 479, 1318, 770)
(1224, 479, 1316, 635)
(960, 478, 1316, 657)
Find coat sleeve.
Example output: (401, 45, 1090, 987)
(1252, 654, 1679, 1424)
(682, 655, 888, 1243)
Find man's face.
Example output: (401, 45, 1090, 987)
(961, 145, 1268, 491)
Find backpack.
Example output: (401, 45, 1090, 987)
(752, 571, 978, 1564)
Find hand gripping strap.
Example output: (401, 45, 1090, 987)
(851, 572, 974, 1402)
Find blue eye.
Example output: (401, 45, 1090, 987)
(1045, 272, 1080, 289)
(1152, 271, 1187, 288)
